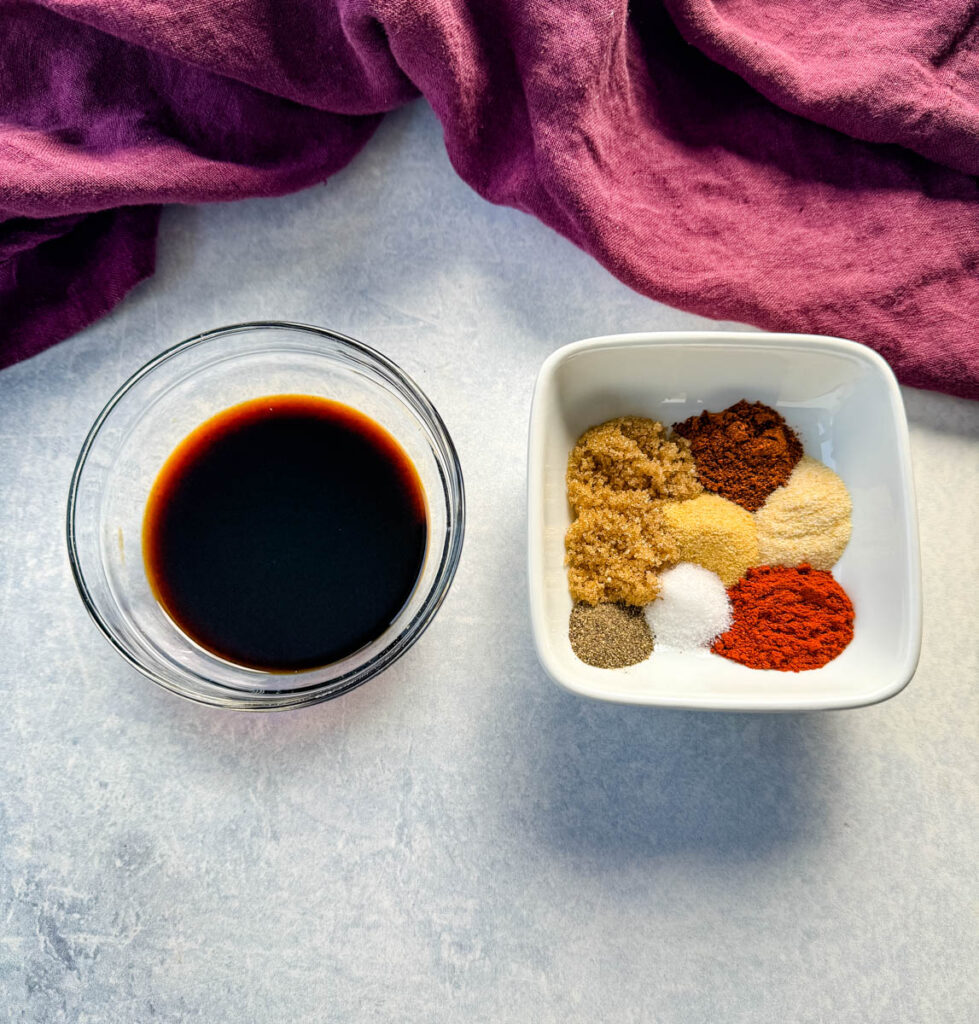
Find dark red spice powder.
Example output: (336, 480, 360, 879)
(712, 564, 854, 671)
(673, 400, 803, 511)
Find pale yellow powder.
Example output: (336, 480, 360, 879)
(662, 494, 759, 586)
(754, 455, 852, 570)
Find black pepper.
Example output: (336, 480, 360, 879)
(568, 602, 654, 668)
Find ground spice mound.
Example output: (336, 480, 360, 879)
(565, 506, 677, 605)
(662, 494, 759, 586)
(567, 416, 701, 513)
(569, 602, 653, 668)
(754, 456, 852, 570)
(673, 400, 803, 511)
(712, 564, 854, 671)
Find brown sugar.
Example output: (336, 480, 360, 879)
(673, 400, 803, 512)
(567, 416, 702, 514)
(565, 505, 678, 606)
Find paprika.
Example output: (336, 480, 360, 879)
(712, 564, 854, 671)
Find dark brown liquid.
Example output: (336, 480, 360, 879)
(143, 395, 427, 671)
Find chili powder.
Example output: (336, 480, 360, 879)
(674, 400, 803, 511)
(712, 564, 854, 671)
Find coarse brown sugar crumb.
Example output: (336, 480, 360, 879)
(569, 602, 654, 668)
(565, 505, 677, 606)
(567, 416, 702, 513)
(673, 400, 803, 512)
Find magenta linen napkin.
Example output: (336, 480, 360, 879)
(2, 0, 978, 397)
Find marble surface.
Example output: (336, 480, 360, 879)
(1, 102, 977, 1023)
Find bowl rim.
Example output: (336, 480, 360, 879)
(526, 329, 922, 712)
(67, 320, 466, 710)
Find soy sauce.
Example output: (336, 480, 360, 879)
(142, 395, 427, 671)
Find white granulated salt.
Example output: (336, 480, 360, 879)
(644, 562, 732, 652)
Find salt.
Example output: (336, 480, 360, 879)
(644, 562, 732, 652)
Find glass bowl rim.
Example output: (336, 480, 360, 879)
(66, 320, 466, 710)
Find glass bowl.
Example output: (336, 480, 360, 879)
(67, 322, 465, 710)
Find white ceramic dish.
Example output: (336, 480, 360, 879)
(527, 331, 921, 711)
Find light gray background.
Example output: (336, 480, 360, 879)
(1, 103, 977, 1023)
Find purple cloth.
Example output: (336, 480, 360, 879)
(2, 1, 978, 398)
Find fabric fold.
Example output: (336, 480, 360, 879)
(2, 0, 978, 397)
(663, 0, 979, 176)
(0, 207, 159, 370)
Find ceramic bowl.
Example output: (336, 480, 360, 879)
(527, 331, 921, 711)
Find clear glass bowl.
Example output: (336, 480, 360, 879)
(67, 322, 465, 710)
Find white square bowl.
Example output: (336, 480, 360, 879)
(527, 331, 921, 711)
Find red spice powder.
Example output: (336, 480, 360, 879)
(712, 564, 854, 671)
(673, 400, 803, 511)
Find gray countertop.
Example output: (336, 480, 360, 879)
(1, 102, 977, 1023)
